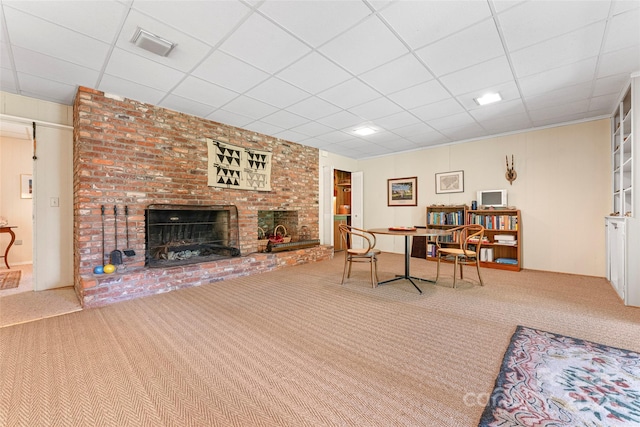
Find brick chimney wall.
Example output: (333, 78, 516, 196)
(73, 87, 331, 307)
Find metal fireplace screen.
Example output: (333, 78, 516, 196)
(145, 204, 240, 268)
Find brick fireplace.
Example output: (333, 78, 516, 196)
(73, 87, 332, 307)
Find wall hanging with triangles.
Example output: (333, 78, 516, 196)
(207, 138, 272, 191)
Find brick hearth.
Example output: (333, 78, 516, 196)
(73, 87, 331, 307)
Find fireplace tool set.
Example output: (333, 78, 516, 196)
(95, 205, 135, 274)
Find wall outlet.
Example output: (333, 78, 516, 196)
(15, 240, 23, 245)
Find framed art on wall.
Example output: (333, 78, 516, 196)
(388, 176, 417, 206)
(20, 174, 32, 199)
(435, 171, 464, 194)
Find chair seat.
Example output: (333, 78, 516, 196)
(438, 248, 477, 257)
(347, 248, 381, 257)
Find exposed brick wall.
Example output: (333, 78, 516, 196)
(73, 86, 330, 308)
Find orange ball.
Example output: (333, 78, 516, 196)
(103, 264, 116, 274)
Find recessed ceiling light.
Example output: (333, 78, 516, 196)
(474, 92, 502, 106)
(353, 127, 377, 136)
(131, 27, 176, 57)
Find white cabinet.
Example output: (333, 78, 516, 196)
(605, 218, 626, 301)
(607, 73, 640, 307)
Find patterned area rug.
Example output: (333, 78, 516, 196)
(0, 270, 21, 290)
(479, 325, 640, 426)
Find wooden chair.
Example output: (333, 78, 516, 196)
(338, 224, 381, 288)
(435, 224, 485, 288)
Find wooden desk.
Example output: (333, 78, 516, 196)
(368, 227, 451, 294)
(0, 226, 17, 269)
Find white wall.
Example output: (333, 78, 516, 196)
(0, 92, 73, 290)
(358, 119, 611, 277)
(0, 135, 33, 265)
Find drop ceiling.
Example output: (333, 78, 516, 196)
(1, 0, 638, 159)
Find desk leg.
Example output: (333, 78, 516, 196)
(377, 236, 424, 294)
(3, 228, 16, 269)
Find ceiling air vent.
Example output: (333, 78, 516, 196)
(130, 27, 176, 57)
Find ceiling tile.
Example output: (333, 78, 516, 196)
(3, 0, 127, 42)
(589, 93, 620, 114)
(192, 51, 269, 93)
(272, 128, 308, 142)
(380, 1, 492, 49)
(597, 45, 640, 79)
(497, 0, 610, 51)
(518, 57, 598, 98)
(16, 73, 77, 104)
(440, 122, 488, 141)
(0, 67, 17, 93)
(219, 13, 311, 73)
(525, 81, 594, 111)
(392, 122, 438, 139)
(313, 130, 354, 144)
(3, 6, 110, 70)
(104, 48, 185, 91)
(290, 121, 334, 137)
(410, 98, 466, 122)
(286, 96, 342, 121)
(171, 76, 239, 107)
(132, 0, 251, 46)
(360, 54, 434, 94)
(417, 19, 504, 77)
(260, 110, 309, 129)
(116, 10, 212, 72)
(479, 111, 533, 134)
(593, 73, 632, 98)
(276, 52, 351, 94)
(529, 99, 590, 123)
(206, 109, 254, 128)
(221, 95, 279, 120)
(510, 22, 606, 78)
(258, 0, 372, 47)
(469, 98, 527, 122)
(428, 111, 478, 132)
(439, 56, 514, 96)
(159, 94, 216, 118)
(349, 97, 403, 121)
(315, 110, 363, 129)
(12, 46, 100, 88)
(243, 121, 286, 136)
(317, 78, 380, 109)
(603, 7, 640, 54)
(374, 111, 422, 131)
(388, 80, 451, 110)
(245, 77, 310, 109)
(98, 74, 166, 106)
(319, 16, 408, 75)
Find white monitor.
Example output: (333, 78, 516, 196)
(477, 190, 507, 208)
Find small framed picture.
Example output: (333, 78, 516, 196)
(388, 177, 417, 206)
(20, 174, 33, 199)
(435, 171, 464, 194)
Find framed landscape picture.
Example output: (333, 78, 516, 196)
(20, 174, 33, 199)
(388, 176, 417, 206)
(435, 171, 464, 194)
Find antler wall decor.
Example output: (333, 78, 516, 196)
(505, 155, 517, 185)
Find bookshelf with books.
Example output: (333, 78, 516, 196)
(424, 205, 468, 259)
(466, 209, 521, 271)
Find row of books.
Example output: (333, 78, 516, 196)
(466, 213, 518, 230)
(427, 210, 465, 226)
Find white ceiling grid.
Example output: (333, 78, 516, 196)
(0, 0, 638, 159)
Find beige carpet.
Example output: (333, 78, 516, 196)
(0, 270, 21, 290)
(0, 287, 82, 328)
(1, 253, 638, 426)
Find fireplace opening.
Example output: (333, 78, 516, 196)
(145, 204, 240, 268)
(257, 210, 319, 253)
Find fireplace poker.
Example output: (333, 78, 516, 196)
(123, 205, 136, 257)
(110, 205, 123, 265)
